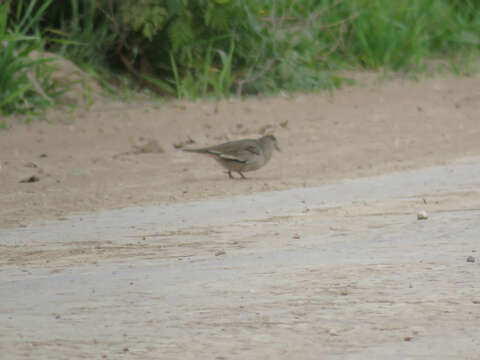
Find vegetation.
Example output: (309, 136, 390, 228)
(0, 0, 69, 114)
(1, 0, 480, 114)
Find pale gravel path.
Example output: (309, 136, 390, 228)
(1, 158, 480, 359)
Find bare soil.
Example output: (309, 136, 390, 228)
(1, 160, 480, 359)
(2, 71, 480, 359)
(1, 72, 480, 228)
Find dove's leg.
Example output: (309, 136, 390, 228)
(227, 170, 234, 179)
(239, 172, 247, 179)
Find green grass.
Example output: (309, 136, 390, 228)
(342, 0, 480, 70)
(2, 0, 480, 114)
(47, 0, 115, 69)
(169, 37, 235, 100)
(160, 0, 480, 98)
(0, 119, 9, 130)
(0, 0, 71, 115)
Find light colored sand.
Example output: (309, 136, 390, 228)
(1, 72, 480, 228)
(1, 158, 480, 359)
(1, 73, 480, 359)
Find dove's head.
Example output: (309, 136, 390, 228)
(261, 134, 280, 152)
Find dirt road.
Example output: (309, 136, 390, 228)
(1, 73, 480, 359)
(1, 72, 480, 228)
(1, 158, 480, 359)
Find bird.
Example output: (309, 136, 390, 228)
(183, 134, 280, 179)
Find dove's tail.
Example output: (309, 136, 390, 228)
(183, 148, 209, 153)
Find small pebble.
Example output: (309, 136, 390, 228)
(417, 210, 428, 220)
(404, 336, 413, 342)
(19, 175, 40, 183)
(466, 256, 475, 263)
(133, 139, 164, 154)
(215, 250, 226, 256)
(472, 298, 480, 304)
(327, 329, 338, 336)
(410, 327, 421, 335)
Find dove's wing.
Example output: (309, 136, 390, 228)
(184, 139, 262, 163)
(210, 146, 259, 163)
(207, 140, 261, 163)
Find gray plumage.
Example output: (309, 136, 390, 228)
(184, 135, 280, 179)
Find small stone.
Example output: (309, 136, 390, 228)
(417, 210, 428, 220)
(404, 336, 413, 342)
(472, 298, 480, 304)
(327, 329, 338, 336)
(466, 256, 475, 263)
(411, 327, 422, 335)
(173, 137, 195, 149)
(258, 124, 273, 134)
(19, 175, 40, 183)
(24, 162, 38, 168)
(215, 250, 226, 256)
(292, 234, 301, 239)
(133, 139, 164, 154)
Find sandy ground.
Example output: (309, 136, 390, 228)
(1, 159, 480, 359)
(1, 72, 480, 359)
(1, 72, 480, 228)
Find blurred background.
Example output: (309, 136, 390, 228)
(1, 0, 480, 115)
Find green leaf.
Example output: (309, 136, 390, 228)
(167, 0, 185, 15)
(454, 31, 480, 45)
